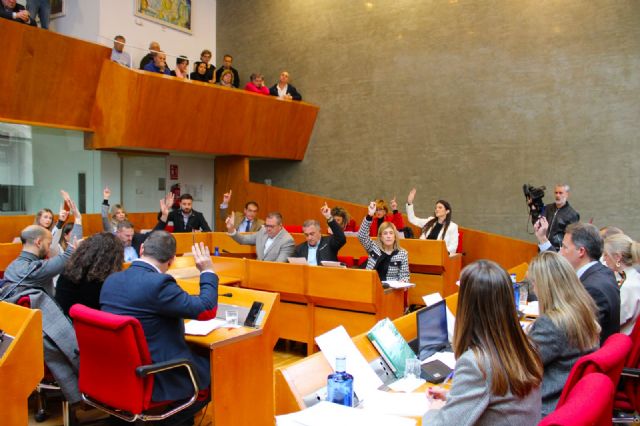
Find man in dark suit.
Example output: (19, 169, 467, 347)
(294, 203, 346, 265)
(167, 193, 211, 232)
(1, 0, 36, 25)
(269, 71, 302, 101)
(219, 189, 264, 232)
(100, 232, 218, 425)
(553, 222, 620, 345)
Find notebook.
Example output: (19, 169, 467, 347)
(367, 318, 417, 378)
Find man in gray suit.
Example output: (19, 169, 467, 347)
(225, 211, 294, 262)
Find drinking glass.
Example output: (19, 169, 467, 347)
(225, 310, 239, 326)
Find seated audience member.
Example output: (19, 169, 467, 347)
(358, 201, 409, 282)
(56, 222, 74, 254)
(214, 54, 240, 88)
(527, 251, 600, 416)
(55, 233, 124, 316)
(139, 41, 160, 69)
(330, 206, 358, 232)
(424, 260, 542, 425)
(190, 61, 210, 83)
(165, 193, 211, 232)
(294, 204, 346, 265)
(269, 71, 302, 101)
(0, 0, 36, 25)
(170, 55, 189, 79)
(110, 35, 131, 68)
(117, 193, 173, 262)
(217, 69, 234, 87)
(193, 49, 215, 83)
(406, 188, 459, 255)
(368, 198, 404, 237)
(35, 207, 55, 231)
(101, 235, 217, 425)
(603, 234, 640, 335)
(34, 190, 75, 256)
(245, 73, 270, 95)
(225, 211, 294, 262)
(538, 221, 620, 345)
(101, 186, 127, 233)
(219, 189, 264, 232)
(143, 50, 170, 75)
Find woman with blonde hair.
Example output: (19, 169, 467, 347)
(527, 251, 600, 416)
(357, 201, 409, 282)
(603, 233, 640, 334)
(101, 186, 127, 233)
(424, 260, 543, 425)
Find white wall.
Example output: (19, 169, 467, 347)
(166, 155, 215, 227)
(49, 0, 101, 43)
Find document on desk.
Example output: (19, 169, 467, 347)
(184, 318, 227, 335)
(360, 390, 430, 418)
(421, 351, 456, 369)
(315, 326, 383, 401)
(383, 281, 415, 289)
(522, 301, 539, 317)
(275, 401, 416, 426)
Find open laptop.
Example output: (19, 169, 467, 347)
(416, 300, 452, 361)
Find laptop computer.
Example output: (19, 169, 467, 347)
(415, 300, 454, 383)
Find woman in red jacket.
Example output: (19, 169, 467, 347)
(369, 198, 404, 237)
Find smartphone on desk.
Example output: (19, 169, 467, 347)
(244, 301, 264, 328)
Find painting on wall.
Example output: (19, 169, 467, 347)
(50, 0, 65, 19)
(135, 0, 192, 34)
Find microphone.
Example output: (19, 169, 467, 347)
(221, 293, 233, 297)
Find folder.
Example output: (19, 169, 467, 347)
(367, 318, 417, 378)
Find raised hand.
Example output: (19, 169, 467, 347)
(159, 195, 170, 221)
(103, 186, 111, 200)
(390, 197, 398, 211)
(223, 189, 232, 204)
(320, 202, 331, 219)
(533, 216, 549, 243)
(368, 201, 377, 217)
(58, 204, 69, 222)
(225, 211, 236, 233)
(407, 188, 417, 204)
(192, 242, 213, 272)
(67, 198, 82, 224)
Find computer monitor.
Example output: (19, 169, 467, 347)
(416, 300, 450, 360)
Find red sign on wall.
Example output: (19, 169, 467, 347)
(170, 164, 179, 180)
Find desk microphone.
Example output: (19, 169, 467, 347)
(221, 293, 233, 297)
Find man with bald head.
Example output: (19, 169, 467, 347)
(139, 40, 161, 69)
(4, 225, 75, 296)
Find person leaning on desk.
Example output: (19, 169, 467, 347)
(423, 260, 543, 426)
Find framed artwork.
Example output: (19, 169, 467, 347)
(50, 0, 65, 19)
(135, 0, 192, 34)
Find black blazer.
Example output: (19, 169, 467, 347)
(580, 262, 620, 345)
(294, 219, 346, 264)
(167, 209, 211, 233)
(269, 83, 302, 101)
(1, 3, 36, 25)
(131, 219, 167, 256)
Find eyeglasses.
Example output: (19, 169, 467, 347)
(264, 224, 277, 229)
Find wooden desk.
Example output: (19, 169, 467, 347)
(0, 302, 44, 425)
(176, 282, 280, 426)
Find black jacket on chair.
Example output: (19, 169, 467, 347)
(166, 209, 211, 233)
(293, 219, 346, 264)
(580, 262, 620, 346)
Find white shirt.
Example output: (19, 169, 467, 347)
(306, 244, 318, 266)
(276, 84, 288, 99)
(264, 237, 275, 253)
(124, 246, 138, 262)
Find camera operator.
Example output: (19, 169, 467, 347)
(533, 184, 580, 251)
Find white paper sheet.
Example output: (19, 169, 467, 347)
(360, 390, 430, 418)
(383, 281, 415, 289)
(422, 292, 443, 306)
(184, 318, 227, 335)
(522, 301, 539, 317)
(276, 401, 416, 426)
(388, 376, 426, 393)
(315, 326, 383, 401)
(421, 351, 456, 370)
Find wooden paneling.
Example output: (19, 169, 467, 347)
(0, 20, 109, 129)
(460, 227, 538, 269)
(88, 61, 318, 159)
(314, 306, 377, 338)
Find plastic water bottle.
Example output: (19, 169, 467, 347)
(511, 274, 520, 310)
(327, 356, 354, 407)
(214, 246, 220, 256)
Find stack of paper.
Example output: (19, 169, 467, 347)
(383, 281, 416, 289)
(184, 318, 227, 335)
(276, 401, 417, 426)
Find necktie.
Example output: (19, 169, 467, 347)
(244, 221, 251, 232)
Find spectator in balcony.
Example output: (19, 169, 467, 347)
(190, 62, 210, 83)
(1, 0, 36, 25)
(245, 73, 270, 95)
(193, 49, 215, 83)
(144, 51, 170, 75)
(269, 71, 302, 101)
(217, 69, 234, 88)
(171, 55, 189, 79)
(26, 0, 49, 28)
(215, 54, 240, 88)
(110, 35, 131, 68)
(139, 41, 160, 69)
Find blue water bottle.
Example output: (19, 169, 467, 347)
(214, 246, 220, 256)
(327, 356, 354, 407)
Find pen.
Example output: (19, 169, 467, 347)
(443, 371, 454, 386)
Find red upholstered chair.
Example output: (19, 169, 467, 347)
(456, 230, 464, 255)
(284, 225, 303, 234)
(557, 333, 631, 408)
(539, 373, 614, 426)
(613, 320, 640, 421)
(337, 255, 355, 267)
(69, 304, 201, 422)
